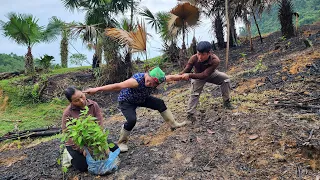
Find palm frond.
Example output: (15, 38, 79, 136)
(139, 7, 159, 32)
(119, 17, 131, 31)
(69, 23, 102, 44)
(105, 21, 146, 53)
(61, 0, 82, 11)
(1, 12, 43, 47)
(42, 16, 64, 43)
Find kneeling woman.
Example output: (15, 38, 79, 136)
(84, 67, 187, 152)
(61, 87, 119, 172)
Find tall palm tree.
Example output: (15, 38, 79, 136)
(170, 2, 200, 50)
(47, 17, 75, 68)
(1, 13, 58, 74)
(196, 0, 227, 48)
(278, 0, 294, 38)
(68, 23, 103, 68)
(214, 12, 225, 49)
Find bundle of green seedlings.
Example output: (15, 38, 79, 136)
(61, 106, 114, 160)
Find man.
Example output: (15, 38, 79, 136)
(62, 87, 119, 172)
(180, 41, 235, 121)
(84, 67, 187, 152)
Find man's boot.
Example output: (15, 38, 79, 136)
(161, 109, 187, 130)
(223, 99, 236, 109)
(117, 125, 130, 153)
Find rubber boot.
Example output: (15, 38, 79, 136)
(161, 109, 187, 130)
(117, 126, 130, 153)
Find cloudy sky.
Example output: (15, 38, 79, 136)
(0, 0, 213, 66)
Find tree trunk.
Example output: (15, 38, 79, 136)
(125, 0, 134, 79)
(191, 36, 197, 54)
(130, 0, 134, 30)
(96, 41, 102, 67)
(60, 35, 68, 68)
(229, 17, 235, 47)
(125, 51, 132, 78)
(215, 13, 225, 49)
(182, 20, 186, 50)
(99, 38, 127, 85)
(246, 22, 254, 51)
(225, 0, 230, 69)
(295, 15, 299, 36)
(252, 13, 263, 43)
(25, 46, 34, 75)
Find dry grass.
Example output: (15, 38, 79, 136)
(139, 124, 175, 147)
(235, 77, 266, 94)
(0, 155, 27, 167)
(0, 88, 9, 112)
(282, 50, 320, 74)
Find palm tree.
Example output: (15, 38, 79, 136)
(214, 12, 225, 49)
(62, 0, 133, 68)
(47, 17, 75, 68)
(68, 22, 103, 66)
(1, 13, 58, 74)
(278, 0, 295, 38)
(170, 2, 200, 50)
(140, 7, 180, 62)
(140, 7, 175, 43)
(196, 0, 227, 49)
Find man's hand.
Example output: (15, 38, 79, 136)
(181, 73, 190, 80)
(83, 88, 99, 95)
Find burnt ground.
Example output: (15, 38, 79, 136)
(0, 23, 320, 179)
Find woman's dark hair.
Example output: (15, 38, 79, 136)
(196, 41, 212, 53)
(65, 86, 77, 102)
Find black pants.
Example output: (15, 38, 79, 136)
(66, 141, 119, 172)
(119, 96, 167, 131)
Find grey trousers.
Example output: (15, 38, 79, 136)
(187, 70, 231, 115)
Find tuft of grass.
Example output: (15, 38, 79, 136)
(48, 66, 90, 76)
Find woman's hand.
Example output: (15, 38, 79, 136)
(166, 74, 184, 82)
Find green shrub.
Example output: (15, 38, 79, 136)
(61, 106, 114, 160)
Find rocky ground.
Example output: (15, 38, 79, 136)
(0, 23, 320, 180)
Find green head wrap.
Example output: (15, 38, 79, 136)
(149, 67, 166, 84)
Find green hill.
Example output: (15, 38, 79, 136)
(0, 53, 24, 73)
(242, 0, 320, 36)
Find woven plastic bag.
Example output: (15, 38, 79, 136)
(84, 147, 120, 175)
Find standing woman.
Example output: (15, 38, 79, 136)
(84, 67, 187, 152)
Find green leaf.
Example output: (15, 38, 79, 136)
(77, 136, 82, 145)
(62, 166, 68, 173)
(60, 134, 67, 142)
(66, 121, 73, 127)
(70, 131, 77, 137)
(57, 158, 61, 165)
(59, 144, 65, 149)
(108, 143, 115, 149)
